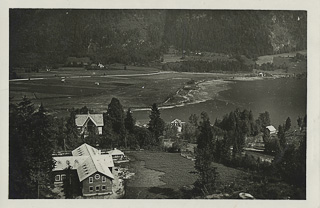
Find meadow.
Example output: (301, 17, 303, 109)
(124, 151, 248, 199)
(9, 66, 232, 117)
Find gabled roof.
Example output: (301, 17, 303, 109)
(53, 156, 88, 171)
(266, 125, 277, 132)
(72, 143, 100, 157)
(54, 143, 114, 182)
(75, 114, 104, 127)
(171, 119, 182, 123)
(171, 119, 185, 124)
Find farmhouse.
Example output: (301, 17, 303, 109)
(75, 113, 104, 137)
(170, 119, 185, 133)
(52, 143, 115, 196)
(266, 125, 277, 134)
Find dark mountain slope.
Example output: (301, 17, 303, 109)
(10, 10, 306, 67)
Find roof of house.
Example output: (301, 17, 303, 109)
(107, 148, 125, 156)
(75, 114, 104, 127)
(74, 144, 114, 181)
(171, 119, 185, 124)
(266, 125, 277, 132)
(53, 156, 88, 171)
(76, 155, 114, 182)
(53, 143, 114, 182)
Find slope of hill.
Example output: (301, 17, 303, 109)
(10, 10, 307, 67)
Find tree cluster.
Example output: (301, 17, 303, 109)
(192, 108, 306, 198)
(9, 97, 56, 198)
(164, 59, 253, 73)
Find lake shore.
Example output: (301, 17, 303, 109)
(132, 74, 269, 112)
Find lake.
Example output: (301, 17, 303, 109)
(133, 78, 307, 128)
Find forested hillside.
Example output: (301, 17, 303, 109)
(10, 10, 306, 67)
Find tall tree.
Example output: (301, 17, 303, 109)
(285, 117, 291, 132)
(148, 103, 165, 143)
(194, 112, 218, 192)
(297, 116, 303, 130)
(278, 124, 286, 150)
(104, 98, 126, 147)
(9, 98, 55, 198)
(65, 109, 81, 150)
(124, 108, 135, 133)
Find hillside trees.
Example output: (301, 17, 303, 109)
(10, 10, 307, 68)
(9, 98, 55, 198)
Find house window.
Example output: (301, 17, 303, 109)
(95, 174, 100, 180)
(102, 176, 106, 182)
(55, 175, 60, 181)
(101, 185, 106, 190)
(89, 186, 93, 192)
(61, 174, 66, 181)
(89, 177, 93, 183)
(96, 186, 100, 191)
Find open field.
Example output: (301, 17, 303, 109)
(10, 67, 242, 117)
(256, 50, 307, 65)
(124, 151, 248, 199)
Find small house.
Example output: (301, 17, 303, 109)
(52, 143, 115, 196)
(266, 125, 277, 134)
(170, 119, 185, 133)
(75, 113, 104, 136)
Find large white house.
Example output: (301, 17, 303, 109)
(52, 143, 114, 196)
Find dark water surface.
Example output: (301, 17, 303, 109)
(133, 78, 307, 127)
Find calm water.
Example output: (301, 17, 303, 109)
(133, 78, 307, 128)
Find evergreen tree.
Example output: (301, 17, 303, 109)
(124, 108, 135, 133)
(194, 112, 218, 192)
(278, 124, 286, 150)
(297, 116, 303, 130)
(285, 117, 291, 132)
(65, 109, 81, 149)
(9, 98, 55, 198)
(62, 165, 81, 199)
(148, 103, 165, 143)
(104, 98, 126, 147)
(257, 111, 271, 129)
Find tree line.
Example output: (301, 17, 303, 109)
(163, 59, 253, 73)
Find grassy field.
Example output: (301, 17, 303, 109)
(124, 151, 248, 199)
(9, 67, 235, 117)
